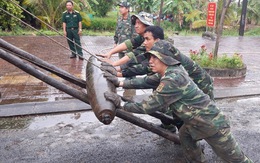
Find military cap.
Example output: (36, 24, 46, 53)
(145, 40, 180, 66)
(131, 11, 154, 26)
(118, 1, 130, 8)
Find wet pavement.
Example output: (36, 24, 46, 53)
(0, 36, 260, 162)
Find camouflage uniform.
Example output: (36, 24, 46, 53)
(123, 40, 214, 99)
(62, 10, 83, 58)
(122, 11, 154, 52)
(120, 48, 252, 162)
(151, 40, 214, 99)
(114, 2, 136, 59)
(120, 46, 150, 77)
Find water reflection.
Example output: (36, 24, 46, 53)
(28, 112, 97, 130)
(0, 111, 98, 130)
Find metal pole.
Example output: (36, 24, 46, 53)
(0, 49, 89, 104)
(0, 38, 86, 88)
(0, 49, 180, 144)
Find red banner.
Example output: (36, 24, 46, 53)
(207, 2, 217, 27)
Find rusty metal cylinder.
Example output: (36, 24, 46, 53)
(86, 56, 116, 125)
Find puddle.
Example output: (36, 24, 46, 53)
(0, 111, 98, 130)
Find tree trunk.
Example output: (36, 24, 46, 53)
(158, 0, 164, 26)
(214, 0, 232, 58)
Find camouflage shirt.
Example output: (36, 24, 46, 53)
(123, 65, 230, 140)
(114, 14, 136, 44)
(124, 35, 145, 51)
(169, 47, 214, 99)
(122, 41, 214, 99)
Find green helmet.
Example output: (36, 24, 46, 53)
(145, 40, 180, 66)
(118, 1, 130, 8)
(131, 11, 154, 26)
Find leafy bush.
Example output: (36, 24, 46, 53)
(84, 17, 116, 31)
(190, 45, 244, 69)
(0, 0, 24, 31)
(90, 0, 114, 17)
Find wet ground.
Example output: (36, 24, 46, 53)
(0, 36, 260, 162)
(1, 36, 260, 104)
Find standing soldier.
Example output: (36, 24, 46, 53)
(114, 1, 136, 59)
(62, 0, 84, 60)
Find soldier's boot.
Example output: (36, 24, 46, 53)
(160, 123, 177, 133)
(70, 54, 76, 58)
(70, 51, 76, 58)
(78, 54, 84, 60)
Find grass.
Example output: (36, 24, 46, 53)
(2, 27, 259, 37)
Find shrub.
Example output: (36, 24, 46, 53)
(190, 45, 244, 69)
(0, 0, 24, 31)
(84, 17, 116, 31)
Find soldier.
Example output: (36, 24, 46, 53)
(102, 25, 164, 78)
(97, 11, 154, 59)
(103, 42, 253, 163)
(114, 1, 136, 59)
(102, 28, 214, 100)
(62, 0, 83, 60)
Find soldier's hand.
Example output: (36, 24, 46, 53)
(96, 53, 111, 59)
(78, 31, 82, 36)
(100, 58, 114, 66)
(103, 72, 120, 87)
(104, 91, 121, 108)
(101, 62, 117, 76)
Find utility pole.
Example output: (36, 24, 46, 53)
(239, 0, 248, 36)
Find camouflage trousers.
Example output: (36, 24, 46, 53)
(179, 126, 253, 163)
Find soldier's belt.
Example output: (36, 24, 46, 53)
(66, 27, 78, 30)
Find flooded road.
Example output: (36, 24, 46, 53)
(1, 36, 260, 104)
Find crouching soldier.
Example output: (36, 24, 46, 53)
(102, 42, 253, 162)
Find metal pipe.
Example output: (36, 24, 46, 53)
(0, 38, 86, 88)
(0, 49, 89, 104)
(0, 49, 180, 144)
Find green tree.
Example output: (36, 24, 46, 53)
(90, 0, 114, 17)
(0, 0, 24, 31)
(183, 0, 238, 31)
(245, 0, 260, 25)
(22, 0, 93, 29)
(130, 0, 159, 13)
(184, 9, 205, 30)
(163, 0, 194, 29)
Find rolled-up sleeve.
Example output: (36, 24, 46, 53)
(123, 74, 188, 114)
